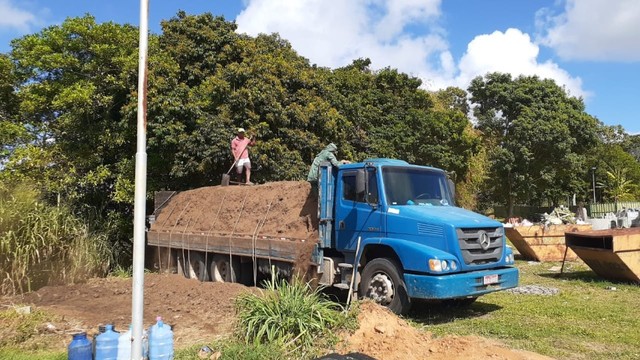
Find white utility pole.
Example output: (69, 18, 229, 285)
(132, 0, 149, 358)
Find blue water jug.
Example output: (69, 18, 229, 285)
(148, 317, 174, 360)
(68, 332, 92, 360)
(95, 324, 119, 360)
(116, 325, 132, 360)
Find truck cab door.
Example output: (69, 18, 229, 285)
(335, 167, 384, 252)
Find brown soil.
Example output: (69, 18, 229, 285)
(340, 301, 554, 360)
(3, 275, 553, 359)
(2, 273, 254, 348)
(151, 181, 318, 240)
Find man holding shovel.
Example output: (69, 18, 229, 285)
(231, 128, 256, 185)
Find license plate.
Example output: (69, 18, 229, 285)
(483, 274, 499, 285)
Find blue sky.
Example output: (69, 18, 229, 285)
(1, 0, 638, 134)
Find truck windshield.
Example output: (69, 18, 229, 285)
(382, 167, 453, 207)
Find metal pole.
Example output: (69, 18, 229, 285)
(591, 167, 596, 204)
(132, 0, 149, 358)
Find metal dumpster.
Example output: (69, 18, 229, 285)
(505, 224, 592, 262)
(565, 228, 640, 283)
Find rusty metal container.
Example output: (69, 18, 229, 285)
(505, 224, 592, 262)
(565, 228, 640, 283)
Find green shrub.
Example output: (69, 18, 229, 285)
(234, 274, 348, 356)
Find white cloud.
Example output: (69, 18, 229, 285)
(537, 0, 640, 61)
(0, 0, 38, 32)
(236, 0, 448, 79)
(235, 0, 588, 98)
(456, 29, 588, 98)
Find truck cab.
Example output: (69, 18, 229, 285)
(317, 159, 518, 314)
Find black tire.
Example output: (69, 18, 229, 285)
(210, 254, 241, 283)
(185, 251, 209, 281)
(359, 258, 411, 315)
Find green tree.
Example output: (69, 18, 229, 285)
(468, 72, 599, 215)
(327, 62, 477, 178)
(589, 144, 640, 203)
(5, 15, 141, 263)
(0, 54, 26, 160)
(9, 15, 140, 202)
(600, 165, 638, 205)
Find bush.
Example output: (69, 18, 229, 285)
(234, 275, 349, 357)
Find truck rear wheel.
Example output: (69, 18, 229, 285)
(185, 251, 209, 281)
(359, 258, 411, 315)
(210, 254, 241, 283)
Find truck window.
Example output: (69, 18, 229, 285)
(382, 167, 453, 206)
(343, 173, 358, 201)
(342, 171, 378, 204)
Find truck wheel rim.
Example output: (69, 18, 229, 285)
(219, 262, 229, 280)
(367, 272, 394, 305)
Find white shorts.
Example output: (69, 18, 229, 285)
(236, 158, 251, 172)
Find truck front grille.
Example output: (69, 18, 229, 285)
(456, 227, 504, 265)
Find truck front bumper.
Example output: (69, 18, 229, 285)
(403, 266, 519, 299)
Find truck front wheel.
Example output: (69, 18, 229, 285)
(359, 258, 411, 315)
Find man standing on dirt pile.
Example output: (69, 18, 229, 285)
(307, 143, 350, 184)
(231, 127, 256, 185)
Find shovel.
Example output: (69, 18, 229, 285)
(221, 161, 238, 187)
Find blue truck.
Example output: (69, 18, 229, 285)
(147, 158, 518, 314)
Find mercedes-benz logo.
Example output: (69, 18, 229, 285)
(478, 230, 491, 250)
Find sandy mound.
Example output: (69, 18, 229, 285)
(151, 181, 318, 240)
(342, 301, 554, 360)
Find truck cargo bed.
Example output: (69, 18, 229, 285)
(147, 181, 320, 268)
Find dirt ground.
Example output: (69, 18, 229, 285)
(151, 181, 318, 240)
(2, 273, 553, 359)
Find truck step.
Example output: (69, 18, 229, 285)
(337, 263, 353, 269)
(333, 283, 351, 290)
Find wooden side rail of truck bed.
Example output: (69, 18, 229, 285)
(147, 229, 316, 264)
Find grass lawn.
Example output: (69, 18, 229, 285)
(410, 260, 640, 360)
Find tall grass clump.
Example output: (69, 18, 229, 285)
(235, 274, 350, 358)
(0, 182, 111, 295)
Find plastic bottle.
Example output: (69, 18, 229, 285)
(148, 316, 174, 360)
(95, 324, 119, 360)
(116, 325, 132, 360)
(68, 332, 92, 360)
(143, 328, 149, 359)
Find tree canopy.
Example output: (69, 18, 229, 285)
(468, 72, 600, 215)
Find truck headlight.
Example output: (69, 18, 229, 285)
(505, 253, 514, 264)
(503, 246, 515, 264)
(429, 259, 452, 272)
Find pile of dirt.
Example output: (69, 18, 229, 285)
(151, 181, 318, 240)
(2, 273, 254, 348)
(341, 301, 554, 360)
